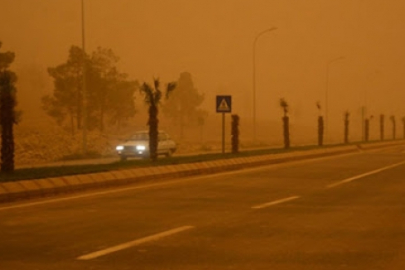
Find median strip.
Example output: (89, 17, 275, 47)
(252, 196, 300, 209)
(326, 160, 405, 188)
(77, 225, 195, 260)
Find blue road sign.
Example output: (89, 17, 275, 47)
(216, 95, 232, 113)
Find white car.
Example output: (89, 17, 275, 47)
(115, 131, 177, 160)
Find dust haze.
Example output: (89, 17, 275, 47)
(1, 0, 405, 164)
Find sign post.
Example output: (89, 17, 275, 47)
(216, 95, 232, 153)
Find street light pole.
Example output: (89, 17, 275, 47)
(81, 0, 87, 154)
(252, 27, 277, 143)
(325, 56, 344, 143)
(362, 87, 368, 141)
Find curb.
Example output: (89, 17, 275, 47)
(0, 141, 403, 203)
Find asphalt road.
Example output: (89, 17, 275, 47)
(1, 146, 405, 269)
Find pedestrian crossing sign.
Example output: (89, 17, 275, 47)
(216, 95, 232, 113)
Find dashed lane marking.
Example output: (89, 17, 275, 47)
(252, 196, 301, 209)
(327, 160, 405, 189)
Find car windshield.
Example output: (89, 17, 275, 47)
(129, 133, 149, 140)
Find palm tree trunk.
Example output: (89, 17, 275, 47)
(344, 114, 349, 144)
(231, 114, 239, 153)
(148, 104, 159, 161)
(0, 73, 15, 172)
(318, 116, 324, 146)
(70, 110, 75, 136)
(380, 115, 384, 141)
(77, 78, 82, 130)
(365, 119, 369, 142)
(403, 119, 405, 139)
(283, 116, 290, 149)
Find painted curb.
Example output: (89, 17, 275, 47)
(0, 141, 403, 203)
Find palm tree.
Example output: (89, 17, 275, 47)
(364, 115, 373, 142)
(402, 117, 405, 139)
(380, 114, 385, 141)
(231, 114, 240, 153)
(344, 111, 350, 144)
(0, 70, 17, 172)
(279, 98, 290, 149)
(390, 115, 396, 140)
(140, 78, 176, 161)
(0, 43, 17, 172)
(316, 101, 324, 146)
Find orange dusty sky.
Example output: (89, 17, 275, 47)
(1, 0, 405, 135)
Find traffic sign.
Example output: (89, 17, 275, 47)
(216, 95, 232, 113)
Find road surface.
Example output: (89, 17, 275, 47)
(1, 146, 405, 269)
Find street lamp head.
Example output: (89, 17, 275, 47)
(329, 56, 345, 64)
(255, 27, 278, 42)
(328, 56, 345, 65)
(261, 27, 278, 35)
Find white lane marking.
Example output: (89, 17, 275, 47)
(252, 196, 300, 209)
(77, 226, 194, 260)
(327, 160, 405, 188)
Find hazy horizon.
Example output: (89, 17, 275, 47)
(1, 0, 405, 141)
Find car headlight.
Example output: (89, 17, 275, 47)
(136, 145, 146, 151)
(116, 145, 124, 151)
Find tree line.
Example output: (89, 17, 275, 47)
(2, 41, 405, 171)
(42, 46, 139, 134)
(278, 98, 405, 149)
(0, 42, 208, 169)
(42, 46, 206, 136)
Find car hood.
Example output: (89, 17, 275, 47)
(119, 140, 149, 146)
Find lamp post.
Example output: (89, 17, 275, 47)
(81, 0, 87, 154)
(252, 27, 277, 143)
(362, 87, 368, 141)
(325, 56, 344, 142)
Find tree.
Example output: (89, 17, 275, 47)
(140, 78, 176, 161)
(402, 117, 405, 139)
(0, 42, 18, 172)
(365, 116, 371, 142)
(231, 114, 240, 153)
(380, 114, 385, 141)
(162, 72, 205, 138)
(390, 115, 396, 140)
(196, 109, 208, 143)
(106, 80, 139, 129)
(0, 43, 15, 70)
(43, 45, 137, 134)
(43, 46, 85, 134)
(365, 118, 369, 142)
(344, 111, 350, 144)
(88, 47, 138, 131)
(316, 101, 324, 146)
(279, 98, 290, 149)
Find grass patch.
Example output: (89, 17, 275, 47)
(59, 151, 104, 161)
(0, 143, 355, 183)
